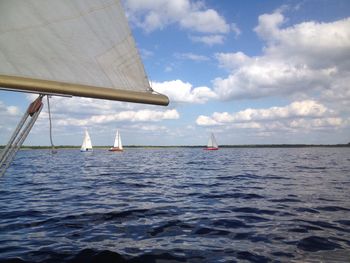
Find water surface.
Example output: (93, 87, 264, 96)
(0, 148, 350, 262)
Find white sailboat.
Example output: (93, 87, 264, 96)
(80, 130, 93, 152)
(0, 0, 168, 176)
(204, 133, 219, 150)
(109, 130, 123, 152)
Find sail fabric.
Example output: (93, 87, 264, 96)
(207, 133, 218, 148)
(0, 0, 168, 104)
(81, 130, 92, 151)
(113, 130, 123, 149)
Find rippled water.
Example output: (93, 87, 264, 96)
(0, 147, 350, 262)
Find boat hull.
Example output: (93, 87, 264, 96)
(109, 147, 123, 152)
(204, 147, 219, 151)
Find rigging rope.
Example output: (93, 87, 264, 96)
(47, 96, 57, 154)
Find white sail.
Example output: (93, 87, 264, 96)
(207, 133, 218, 148)
(81, 130, 93, 152)
(113, 130, 123, 150)
(0, 0, 168, 105)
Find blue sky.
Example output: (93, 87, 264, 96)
(1, 0, 350, 146)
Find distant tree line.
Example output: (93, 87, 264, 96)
(1, 144, 350, 150)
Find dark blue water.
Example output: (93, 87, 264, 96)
(0, 147, 350, 262)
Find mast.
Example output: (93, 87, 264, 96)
(81, 131, 87, 151)
(207, 135, 213, 148)
(85, 131, 93, 150)
(211, 133, 218, 148)
(114, 131, 119, 148)
(118, 131, 123, 150)
(113, 130, 123, 149)
(205, 133, 218, 150)
(81, 130, 93, 151)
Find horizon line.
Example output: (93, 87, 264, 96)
(1, 143, 349, 149)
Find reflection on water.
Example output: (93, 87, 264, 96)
(0, 147, 350, 262)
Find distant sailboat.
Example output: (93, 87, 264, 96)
(109, 130, 123, 152)
(81, 130, 93, 152)
(205, 133, 219, 150)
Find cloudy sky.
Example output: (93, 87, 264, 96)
(1, 0, 350, 146)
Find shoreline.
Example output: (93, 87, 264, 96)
(1, 144, 349, 150)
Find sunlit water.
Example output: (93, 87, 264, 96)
(0, 148, 350, 262)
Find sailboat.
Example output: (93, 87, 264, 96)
(109, 130, 123, 152)
(204, 133, 219, 150)
(80, 130, 93, 152)
(0, 0, 168, 176)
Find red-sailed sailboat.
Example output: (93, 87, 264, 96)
(109, 130, 123, 152)
(204, 133, 219, 150)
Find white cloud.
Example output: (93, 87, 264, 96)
(190, 34, 225, 46)
(196, 115, 219, 126)
(129, 124, 168, 132)
(23, 95, 179, 144)
(124, 0, 233, 44)
(218, 100, 329, 122)
(289, 118, 344, 129)
(140, 48, 154, 59)
(0, 102, 20, 116)
(0, 101, 21, 141)
(213, 12, 350, 104)
(231, 23, 241, 38)
(254, 11, 285, 41)
(259, 16, 350, 66)
(164, 66, 173, 72)
(175, 52, 210, 62)
(215, 52, 250, 70)
(27, 94, 135, 117)
(197, 100, 329, 124)
(54, 109, 179, 127)
(152, 79, 217, 104)
(196, 100, 347, 133)
(179, 9, 230, 33)
(0, 91, 180, 146)
(214, 54, 335, 100)
(320, 75, 350, 108)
